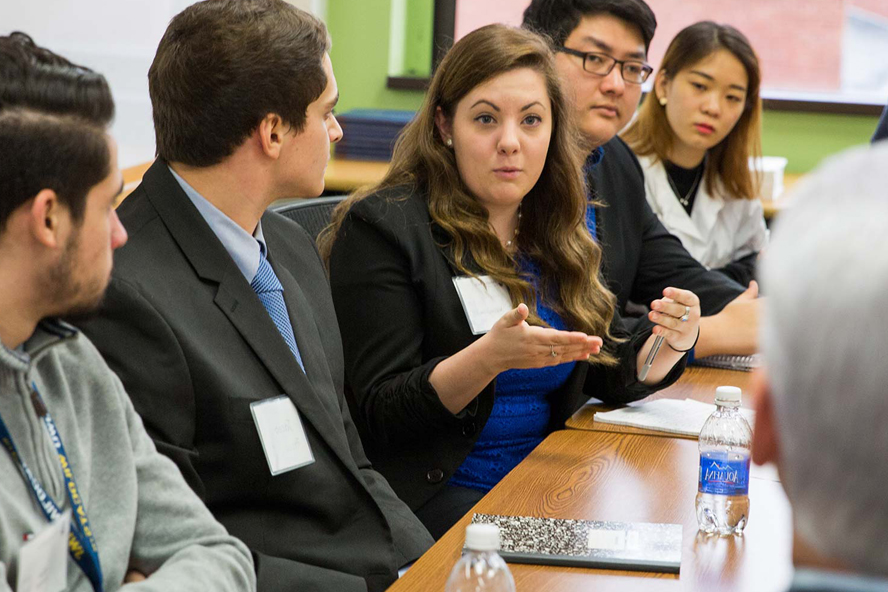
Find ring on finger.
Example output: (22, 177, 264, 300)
(680, 305, 691, 323)
(550, 345, 558, 358)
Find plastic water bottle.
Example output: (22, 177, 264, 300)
(695, 386, 753, 535)
(445, 523, 516, 592)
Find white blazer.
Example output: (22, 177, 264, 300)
(636, 154, 768, 270)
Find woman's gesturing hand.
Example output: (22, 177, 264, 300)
(482, 303, 602, 373)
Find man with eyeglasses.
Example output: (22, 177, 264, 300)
(524, 0, 759, 358)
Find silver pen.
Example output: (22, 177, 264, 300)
(638, 334, 665, 381)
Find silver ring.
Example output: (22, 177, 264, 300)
(680, 306, 691, 322)
(550, 345, 558, 357)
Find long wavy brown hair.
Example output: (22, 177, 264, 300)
(321, 24, 619, 364)
(622, 21, 762, 201)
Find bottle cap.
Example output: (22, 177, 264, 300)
(715, 385, 742, 404)
(465, 523, 501, 551)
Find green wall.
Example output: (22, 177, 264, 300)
(761, 110, 878, 173)
(327, 0, 425, 113)
(326, 0, 879, 173)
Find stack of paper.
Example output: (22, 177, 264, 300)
(594, 398, 755, 437)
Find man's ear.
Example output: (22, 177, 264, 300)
(257, 113, 285, 159)
(751, 367, 779, 466)
(28, 189, 69, 249)
(434, 106, 452, 145)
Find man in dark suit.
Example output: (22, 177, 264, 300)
(76, 1, 433, 590)
(523, 0, 760, 357)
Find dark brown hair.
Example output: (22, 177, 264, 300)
(0, 32, 112, 230)
(322, 24, 620, 365)
(149, 0, 330, 167)
(622, 21, 762, 200)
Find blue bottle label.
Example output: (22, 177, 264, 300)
(698, 453, 750, 496)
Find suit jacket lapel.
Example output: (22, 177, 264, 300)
(269, 255, 341, 424)
(141, 161, 348, 462)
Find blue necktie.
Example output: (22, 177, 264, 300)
(251, 255, 305, 371)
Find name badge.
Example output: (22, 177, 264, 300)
(452, 275, 513, 335)
(250, 396, 315, 476)
(16, 509, 71, 592)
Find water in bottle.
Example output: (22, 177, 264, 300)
(695, 385, 752, 536)
(445, 523, 516, 592)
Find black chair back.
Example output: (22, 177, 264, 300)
(271, 195, 346, 244)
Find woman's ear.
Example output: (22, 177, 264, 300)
(654, 70, 669, 105)
(434, 106, 452, 145)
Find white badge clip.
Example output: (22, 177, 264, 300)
(16, 508, 71, 592)
(452, 275, 513, 335)
(250, 395, 315, 476)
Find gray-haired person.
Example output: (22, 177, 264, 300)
(751, 142, 888, 590)
(0, 32, 255, 591)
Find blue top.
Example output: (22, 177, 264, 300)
(169, 166, 268, 280)
(448, 168, 605, 493)
(451, 236, 606, 492)
(449, 296, 576, 492)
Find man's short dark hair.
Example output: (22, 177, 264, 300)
(522, 0, 657, 52)
(0, 32, 113, 231)
(149, 0, 331, 167)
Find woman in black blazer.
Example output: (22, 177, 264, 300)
(323, 25, 701, 539)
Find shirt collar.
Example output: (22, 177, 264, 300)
(168, 166, 267, 281)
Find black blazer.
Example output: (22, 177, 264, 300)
(593, 137, 745, 316)
(76, 161, 432, 592)
(327, 186, 685, 510)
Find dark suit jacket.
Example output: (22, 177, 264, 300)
(592, 137, 745, 316)
(76, 161, 432, 592)
(328, 186, 685, 510)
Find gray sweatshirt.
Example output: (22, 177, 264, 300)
(0, 321, 256, 591)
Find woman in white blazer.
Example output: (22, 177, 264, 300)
(622, 21, 767, 287)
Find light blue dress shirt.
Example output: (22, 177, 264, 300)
(169, 166, 268, 280)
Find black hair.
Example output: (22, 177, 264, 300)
(522, 0, 657, 52)
(0, 32, 114, 230)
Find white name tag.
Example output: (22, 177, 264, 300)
(452, 275, 513, 335)
(250, 396, 315, 476)
(16, 509, 70, 592)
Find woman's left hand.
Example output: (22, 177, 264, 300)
(648, 287, 701, 352)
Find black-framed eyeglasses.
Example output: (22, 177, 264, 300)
(557, 47, 653, 84)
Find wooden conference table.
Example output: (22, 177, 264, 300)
(389, 430, 792, 592)
(389, 366, 793, 592)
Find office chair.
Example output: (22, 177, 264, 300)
(272, 195, 347, 244)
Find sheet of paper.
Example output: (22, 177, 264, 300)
(594, 398, 755, 437)
(452, 275, 513, 335)
(16, 509, 70, 592)
(251, 396, 315, 476)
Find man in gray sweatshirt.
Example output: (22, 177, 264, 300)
(0, 32, 256, 591)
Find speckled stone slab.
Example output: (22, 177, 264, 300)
(470, 513, 683, 573)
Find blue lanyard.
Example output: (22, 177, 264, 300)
(0, 383, 103, 592)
